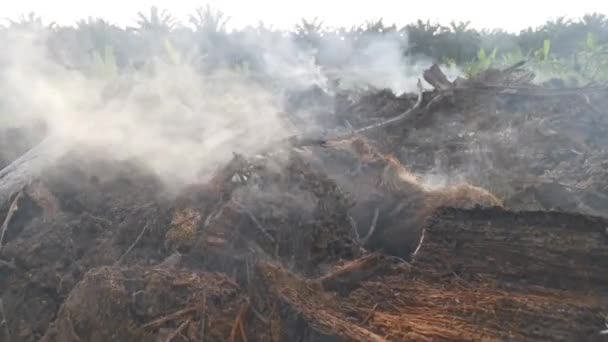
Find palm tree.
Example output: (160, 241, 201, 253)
(480, 28, 519, 56)
(581, 13, 608, 44)
(7, 12, 54, 32)
(405, 20, 448, 58)
(189, 5, 229, 34)
(126, 6, 179, 62)
(134, 6, 176, 34)
(294, 17, 325, 51)
(362, 19, 396, 34)
(76, 18, 119, 50)
(72, 17, 132, 69)
(582, 13, 607, 29)
(295, 17, 324, 36)
(518, 27, 549, 55)
(446, 21, 481, 63)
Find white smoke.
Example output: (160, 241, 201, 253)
(0, 28, 293, 187)
(0, 19, 453, 191)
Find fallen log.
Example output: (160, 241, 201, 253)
(413, 207, 608, 292)
(258, 263, 387, 342)
(460, 84, 608, 96)
(424, 63, 608, 96)
(342, 273, 605, 341)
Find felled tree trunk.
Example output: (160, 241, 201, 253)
(257, 263, 388, 342)
(413, 207, 608, 292)
(423, 64, 453, 91)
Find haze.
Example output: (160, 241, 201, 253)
(2, 0, 606, 31)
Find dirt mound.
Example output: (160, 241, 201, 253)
(160, 150, 360, 275)
(0, 154, 171, 341)
(309, 137, 502, 257)
(0, 143, 522, 342)
(1, 64, 607, 341)
(41, 266, 250, 342)
(368, 66, 608, 217)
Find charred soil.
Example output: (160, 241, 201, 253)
(1, 65, 607, 341)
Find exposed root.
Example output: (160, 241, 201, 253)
(142, 306, 198, 329)
(362, 303, 378, 324)
(238, 316, 248, 342)
(115, 222, 151, 265)
(281, 79, 423, 148)
(85, 213, 112, 226)
(66, 311, 81, 342)
(421, 92, 446, 112)
(249, 304, 269, 325)
(203, 203, 226, 228)
(164, 318, 191, 342)
(348, 215, 360, 244)
(0, 297, 9, 341)
(0, 190, 23, 253)
(199, 292, 206, 342)
(232, 201, 276, 244)
(411, 228, 426, 258)
(353, 79, 424, 134)
(229, 303, 249, 342)
(361, 207, 379, 245)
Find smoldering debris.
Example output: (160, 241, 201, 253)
(1, 60, 608, 342)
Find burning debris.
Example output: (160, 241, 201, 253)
(1, 64, 607, 342)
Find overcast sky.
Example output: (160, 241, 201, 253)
(1, 0, 606, 32)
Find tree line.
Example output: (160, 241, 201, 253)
(1, 7, 607, 80)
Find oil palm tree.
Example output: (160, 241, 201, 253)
(405, 20, 448, 58)
(7, 12, 54, 31)
(189, 5, 229, 34)
(134, 6, 176, 34)
(446, 21, 481, 63)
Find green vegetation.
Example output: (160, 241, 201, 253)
(1, 9, 608, 84)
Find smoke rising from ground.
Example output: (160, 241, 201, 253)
(0, 20, 460, 191)
(0, 28, 295, 187)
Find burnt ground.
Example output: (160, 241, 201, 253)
(1, 68, 608, 341)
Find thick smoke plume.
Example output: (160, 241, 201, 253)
(0, 18, 458, 192)
(0, 28, 295, 188)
